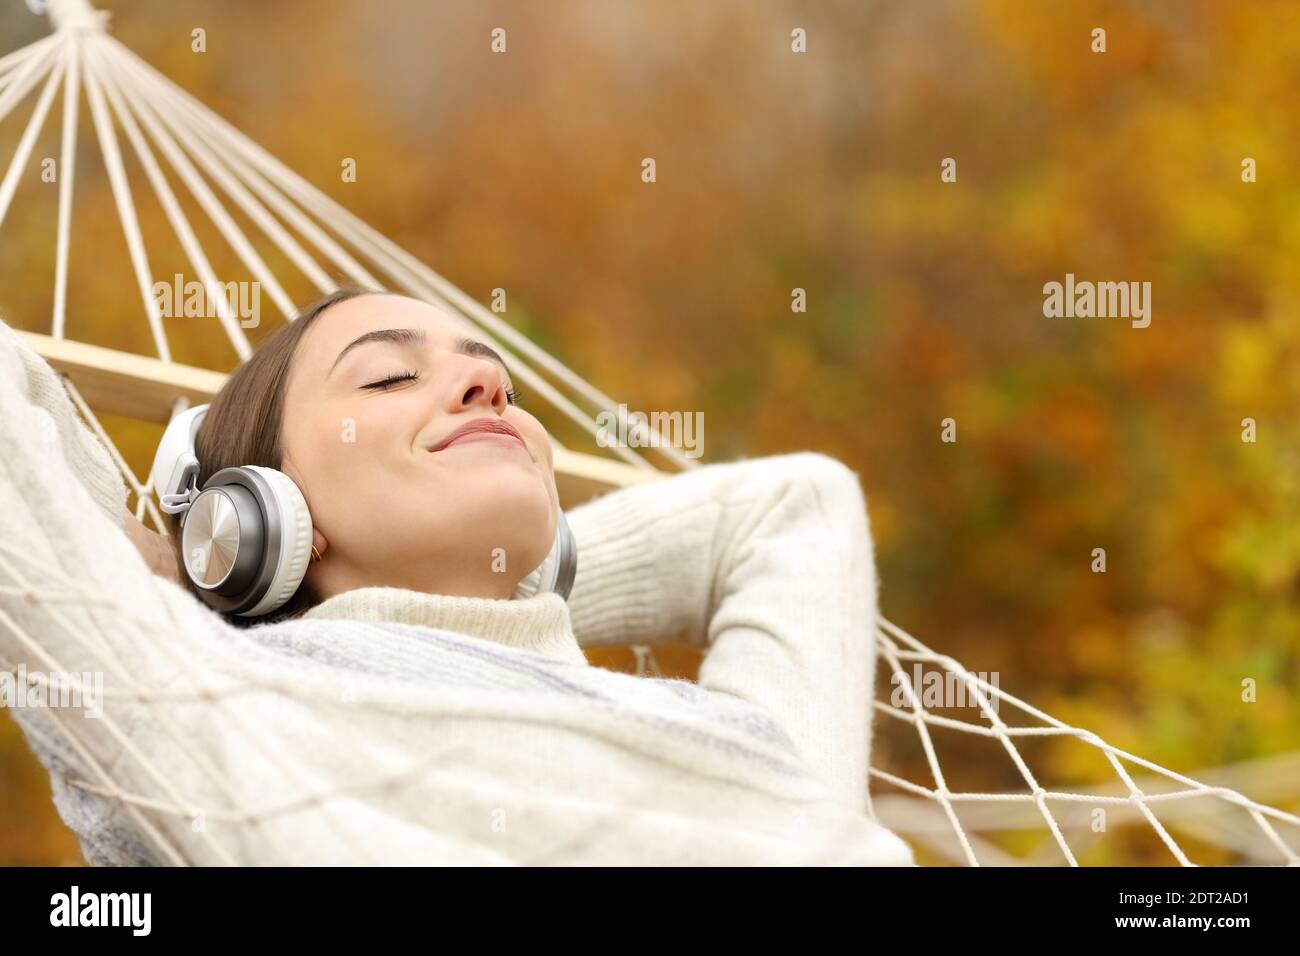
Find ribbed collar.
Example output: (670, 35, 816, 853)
(301, 587, 588, 666)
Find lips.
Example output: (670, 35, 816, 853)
(427, 417, 526, 454)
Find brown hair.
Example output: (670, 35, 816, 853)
(168, 286, 377, 627)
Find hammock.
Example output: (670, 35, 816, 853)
(1, 0, 1297, 866)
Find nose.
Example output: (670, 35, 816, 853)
(442, 353, 509, 414)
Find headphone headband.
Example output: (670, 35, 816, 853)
(150, 404, 208, 515)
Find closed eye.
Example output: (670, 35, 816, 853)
(361, 370, 420, 391)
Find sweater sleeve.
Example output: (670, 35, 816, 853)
(0, 317, 249, 859)
(0, 318, 240, 673)
(564, 452, 882, 813)
(5, 325, 132, 528)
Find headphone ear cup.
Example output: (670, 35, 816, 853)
(550, 509, 577, 601)
(511, 510, 578, 602)
(511, 559, 544, 601)
(240, 466, 313, 617)
(179, 465, 312, 618)
(180, 480, 264, 597)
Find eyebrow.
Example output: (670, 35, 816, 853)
(454, 336, 512, 378)
(327, 328, 512, 379)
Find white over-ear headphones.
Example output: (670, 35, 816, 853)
(150, 403, 578, 618)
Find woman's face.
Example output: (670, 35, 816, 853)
(279, 293, 558, 601)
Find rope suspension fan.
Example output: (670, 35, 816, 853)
(1, 0, 1296, 866)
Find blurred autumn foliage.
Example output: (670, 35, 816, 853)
(1, 0, 1297, 865)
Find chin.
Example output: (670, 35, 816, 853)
(479, 462, 553, 508)
(463, 472, 555, 563)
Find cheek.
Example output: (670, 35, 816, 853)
(292, 410, 400, 519)
(511, 413, 560, 504)
(511, 411, 554, 467)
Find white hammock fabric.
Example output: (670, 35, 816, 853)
(1, 0, 1297, 865)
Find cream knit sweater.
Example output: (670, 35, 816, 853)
(0, 316, 913, 866)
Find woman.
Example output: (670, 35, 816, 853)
(0, 290, 913, 866)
